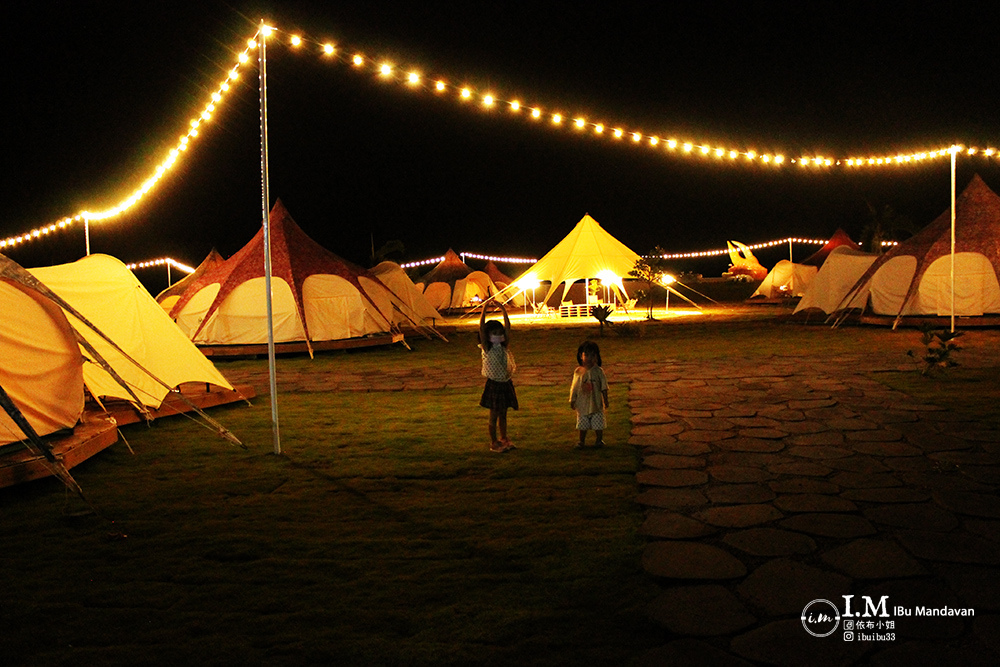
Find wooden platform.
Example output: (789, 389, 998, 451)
(197, 333, 405, 357)
(102, 382, 256, 426)
(0, 413, 118, 488)
(858, 314, 1000, 328)
(0, 382, 255, 489)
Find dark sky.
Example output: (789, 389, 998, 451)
(3, 1, 999, 292)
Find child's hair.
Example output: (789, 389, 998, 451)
(482, 320, 505, 350)
(577, 340, 602, 366)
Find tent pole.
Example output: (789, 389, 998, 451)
(788, 238, 793, 262)
(259, 21, 281, 454)
(950, 146, 957, 334)
(84, 216, 91, 256)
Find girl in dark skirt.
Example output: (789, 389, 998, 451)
(479, 302, 518, 452)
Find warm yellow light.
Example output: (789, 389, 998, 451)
(247, 39, 257, 49)
(483, 94, 495, 107)
(762, 154, 771, 162)
(515, 272, 541, 291)
(407, 71, 420, 85)
(683, 142, 693, 152)
(632, 132, 641, 142)
(379, 63, 393, 76)
(291, 35, 302, 47)
(238, 52, 249, 64)
(729, 150, 738, 159)
(667, 139, 678, 149)
(714, 147, 724, 157)
(574, 117, 586, 128)
(700, 145, 710, 154)
(746, 150, 756, 160)
(775, 155, 785, 164)
(552, 113, 562, 124)
(596, 270, 619, 284)
(460, 88, 472, 99)
(261, 26, 274, 37)
(510, 100, 521, 111)
(660, 273, 676, 286)
(594, 124, 604, 134)
(352, 54, 364, 66)
(323, 43, 335, 55)
(435, 80, 446, 91)
(613, 128, 623, 138)
(986, 148, 997, 156)
(649, 136, 659, 146)
(531, 108, 541, 118)
(968, 147, 978, 155)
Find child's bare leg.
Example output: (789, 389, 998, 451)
(498, 410, 508, 442)
(488, 409, 499, 445)
(578, 430, 587, 447)
(596, 429, 605, 446)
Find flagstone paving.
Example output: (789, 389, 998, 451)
(221, 351, 1000, 664)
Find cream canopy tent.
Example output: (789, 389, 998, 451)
(28, 254, 234, 411)
(156, 248, 226, 313)
(750, 260, 819, 299)
(169, 200, 405, 351)
(793, 246, 878, 315)
(835, 174, 1000, 325)
(370, 261, 443, 325)
(514, 214, 642, 304)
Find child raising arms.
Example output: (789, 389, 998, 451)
(479, 301, 518, 452)
(569, 340, 609, 448)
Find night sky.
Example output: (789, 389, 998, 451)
(4, 1, 999, 293)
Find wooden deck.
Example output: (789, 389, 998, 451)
(197, 333, 405, 357)
(0, 382, 255, 489)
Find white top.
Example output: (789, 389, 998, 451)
(480, 343, 512, 381)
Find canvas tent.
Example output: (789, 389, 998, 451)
(370, 261, 443, 325)
(416, 249, 471, 311)
(793, 246, 878, 315)
(156, 248, 226, 313)
(169, 200, 405, 351)
(513, 214, 642, 305)
(835, 174, 1000, 325)
(751, 229, 861, 299)
(750, 261, 818, 299)
(0, 252, 234, 446)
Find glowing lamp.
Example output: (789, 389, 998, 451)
(596, 270, 619, 284)
(700, 145, 710, 155)
(407, 72, 420, 85)
(483, 94, 495, 106)
(261, 26, 274, 37)
(531, 108, 541, 118)
(510, 100, 521, 111)
(594, 124, 604, 134)
(574, 117, 585, 128)
(435, 80, 446, 91)
(461, 88, 472, 99)
(379, 63, 393, 76)
(323, 43, 334, 55)
(291, 35, 302, 47)
(352, 54, 364, 66)
(238, 53, 249, 64)
(650, 137, 659, 146)
(613, 128, 623, 138)
(516, 273, 541, 291)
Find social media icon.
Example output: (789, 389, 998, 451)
(844, 632, 854, 642)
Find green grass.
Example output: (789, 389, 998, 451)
(3, 308, 999, 665)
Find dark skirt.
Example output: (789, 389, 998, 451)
(480, 379, 519, 412)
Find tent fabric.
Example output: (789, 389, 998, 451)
(29, 254, 234, 409)
(155, 248, 226, 309)
(800, 228, 861, 267)
(750, 260, 818, 299)
(169, 200, 397, 345)
(371, 261, 442, 324)
(837, 174, 1000, 322)
(515, 214, 642, 304)
(449, 270, 497, 309)
(484, 261, 514, 286)
(793, 246, 878, 314)
(420, 249, 472, 285)
(0, 274, 84, 446)
(421, 282, 453, 311)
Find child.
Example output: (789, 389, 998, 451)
(569, 340, 609, 448)
(479, 301, 518, 452)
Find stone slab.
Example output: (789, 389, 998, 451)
(779, 513, 877, 538)
(640, 511, 717, 539)
(646, 585, 757, 636)
(642, 541, 747, 580)
(722, 527, 817, 556)
(693, 503, 784, 528)
(821, 538, 927, 578)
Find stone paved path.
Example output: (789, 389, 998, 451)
(221, 353, 1000, 665)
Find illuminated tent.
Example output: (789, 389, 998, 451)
(793, 246, 878, 314)
(513, 214, 641, 304)
(751, 230, 860, 299)
(416, 249, 471, 311)
(0, 253, 233, 445)
(169, 200, 399, 350)
(28, 254, 234, 410)
(484, 261, 514, 287)
(836, 174, 1000, 324)
(750, 261, 818, 299)
(156, 248, 226, 313)
(370, 261, 443, 325)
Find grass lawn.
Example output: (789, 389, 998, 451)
(2, 307, 999, 665)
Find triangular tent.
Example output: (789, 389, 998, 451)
(750, 260, 818, 299)
(800, 228, 861, 267)
(837, 174, 1000, 325)
(484, 261, 514, 286)
(370, 261, 444, 326)
(793, 246, 878, 315)
(156, 248, 226, 312)
(28, 254, 234, 410)
(169, 200, 399, 350)
(514, 214, 641, 304)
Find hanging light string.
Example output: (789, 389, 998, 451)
(272, 27, 996, 169)
(3, 24, 997, 255)
(658, 237, 826, 260)
(0, 28, 265, 253)
(126, 257, 196, 274)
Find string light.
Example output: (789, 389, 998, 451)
(657, 237, 827, 260)
(459, 252, 537, 264)
(2, 27, 260, 251)
(125, 257, 196, 274)
(4, 23, 998, 257)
